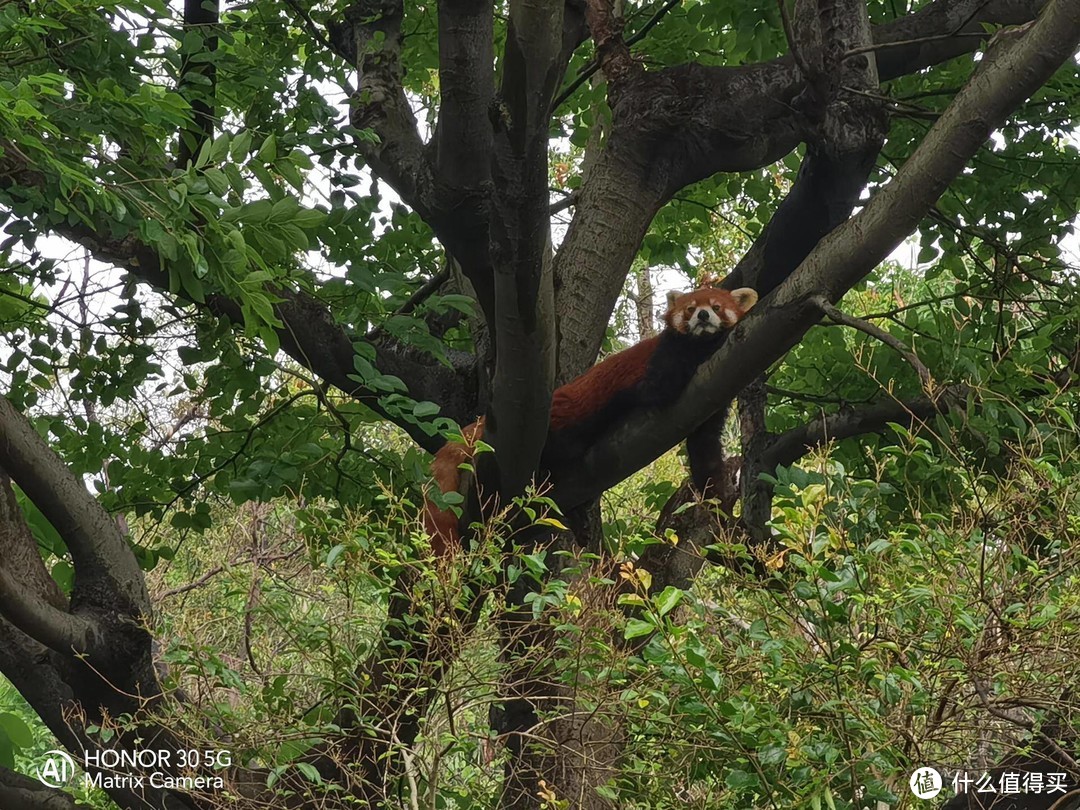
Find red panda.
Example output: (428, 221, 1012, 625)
(423, 285, 758, 554)
(423, 418, 485, 558)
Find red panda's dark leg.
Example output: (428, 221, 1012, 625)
(635, 331, 727, 409)
(686, 405, 732, 497)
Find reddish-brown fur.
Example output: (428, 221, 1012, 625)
(423, 418, 485, 557)
(424, 286, 757, 555)
(549, 338, 656, 431)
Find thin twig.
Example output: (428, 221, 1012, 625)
(812, 295, 934, 391)
(845, 30, 983, 58)
(971, 677, 1080, 776)
(549, 190, 580, 215)
(846, 0, 993, 61)
(552, 0, 682, 110)
(283, 0, 357, 94)
(843, 85, 942, 120)
(284, 0, 335, 56)
(160, 550, 300, 598)
(365, 266, 452, 341)
(777, 0, 815, 81)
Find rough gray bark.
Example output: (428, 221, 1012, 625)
(0, 404, 371, 810)
(0, 766, 82, 809)
(0, 0, 1077, 806)
(552, 0, 1049, 377)
(0, 405, 199, 810)
(550, 0, 1080, 509)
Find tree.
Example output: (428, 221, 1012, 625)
(0, 0, 1079, 808)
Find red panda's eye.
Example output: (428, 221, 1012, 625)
(711, 305, 721, 313)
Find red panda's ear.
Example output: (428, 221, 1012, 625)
(663, 290, 683, 330)
(731, 287, 758, 312)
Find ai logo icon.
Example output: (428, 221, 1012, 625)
(37, 749, 76, 788)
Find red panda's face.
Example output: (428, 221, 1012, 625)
(665, 287, 758, 336)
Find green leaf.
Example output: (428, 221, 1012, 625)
(0, 713, 34, 749)
(412, 401, 440, 418)
(653, 586, 683, 617)
(326, 544, 347, 567)
(292, 208, 325, 229)
(623, 618, 656, 640)
(278, 160, 304, 190)
(257, 133, 278, 163)
(208, 133, 230, 165)
(230, 129, 253, 160)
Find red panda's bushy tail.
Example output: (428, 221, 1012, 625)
(423, 418, 484, 556)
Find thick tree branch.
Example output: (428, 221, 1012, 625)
(552, 0, 679, 110)
(649, 0, 1043, 195)
(483, 0, 568, 496)
(176, 273, 476, 451)
(779, 0, 819, 84)
(337, 1, 497, 336)
(0, 478, 201, 810)
(724, 24, 885, 297)
(0, 766, 81, 809)
(340, 0, 500, 333)
(872, 0, 1048, 79)
(0, 397, 150, 615)
(429, 0, 498, 331)
(682, 0, 884, 520)
(718, 0, 885, 299)
(484, 7, 596, 802)
(550, 0, 1080, 508)
(0, 560, 97, 657)
(736, 376, 773, 544)
(0, 473, 68, 612)
(736, 0, 883, 536)
(0, 148, 477, 450)
(552, 147, 668, 381)
(760, 387, 965, 472)
(435, 0, 494, 189)
(585, 0, 641, 93)
(553, 0, 1046, 379)
(0, 473, 98, 654)
(343, 0, 432, 207)
(177, 0, 219, 167)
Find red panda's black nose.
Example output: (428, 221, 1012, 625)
(696, 310, 710, 322)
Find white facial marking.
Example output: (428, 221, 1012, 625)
(686, 305, 724, 335)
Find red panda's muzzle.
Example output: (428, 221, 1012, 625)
(686, 307, 725, 335)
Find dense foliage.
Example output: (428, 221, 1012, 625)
(0, 0, 1078, 809)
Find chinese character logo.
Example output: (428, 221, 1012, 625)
(910, 766, 944, 799)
